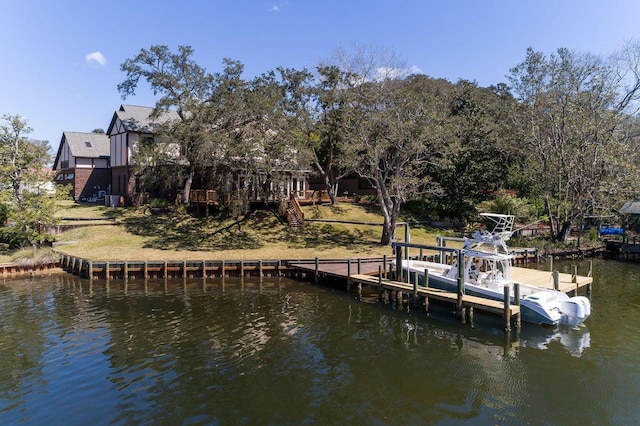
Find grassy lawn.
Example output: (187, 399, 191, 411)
(49, 201, 453, 261)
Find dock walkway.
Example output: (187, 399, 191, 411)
(287, 259, 521, 330)
(511, 266, 592, 293)
(350, 273, 520, 318)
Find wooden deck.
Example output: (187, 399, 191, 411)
(511, 266, 592, 294)
(350, 274, 520, 318)
(285, 258, 389, 278)
(286, 260, 593, 296)
(287, 258, 521, 330)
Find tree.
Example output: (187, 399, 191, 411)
(0, 114, 65, 247)
(306, 65, 356, 204)
(420, 79, 518, 220)
(508, 46, 640, 241)
(344, 75, 444, 245)
(118, 45, 216, 203)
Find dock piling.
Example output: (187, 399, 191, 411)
(503, 285, 511, 332)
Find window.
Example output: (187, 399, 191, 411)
(85, 141, 92, 147)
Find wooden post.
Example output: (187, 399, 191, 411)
(457, 249, 465, 315)
(240, 260, 245, 277)
(383, 255, 387, 279)
(258, 260, 263, 277)
(346, 259, 352, 291)
(395, 245, 402, 282)
(88, 261, 93, 280)
(144, 261, 148, 279)
(357, 258, 361, 275)
(314, 257, 319, 285)
(587, 260, 592, 294)
(378, 265, 383, 301)
(514, 282, 521, 329)
(412, 271, 418, 300)
(552, 270, 559, 291)
(221, 260, 226, 278)
(163, 261, 167, 279)
(105, 261, 110, 281)
(548, 255, 554, 272)
(424, 269, 429, 288)
(124, 261, 129, 280)
(404, 223, 409, 250)
(572, 265, 577, 283)
(503, 285, 511, 332)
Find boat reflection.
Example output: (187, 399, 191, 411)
(518, 323, 590, 357)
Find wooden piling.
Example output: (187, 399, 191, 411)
(513, 282, 521, 329)
(552, 270, 559, 291)
(503, 285, 511, 332)
(382, 255, 387, 279)
(456, 250, 465, 315)
(378, 265, 383, 300)
(395, 245, 403, 282)
(314, 258, 319, 285)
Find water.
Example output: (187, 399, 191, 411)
(1, 258, 639, 425)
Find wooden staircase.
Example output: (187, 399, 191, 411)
(286, 194, 305, 227)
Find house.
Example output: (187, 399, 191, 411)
(105, 104, 312, 207)
(106, 104, 181, 205)
(53, 131, 110, 201)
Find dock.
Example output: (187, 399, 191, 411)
(286, 258, 522, 331)
(350, 273, 520, 319)
(511, 266, 593, 294)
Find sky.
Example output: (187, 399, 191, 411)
(2, 0, 640, 155)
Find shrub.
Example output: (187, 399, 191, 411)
(149, 198, 169, 208)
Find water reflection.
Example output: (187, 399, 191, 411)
(519, 323, 590, 357)
(1, 260, 639, 425)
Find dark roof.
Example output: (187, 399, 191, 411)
(106, 104, 180, 135)
(53, 131, 110, 169)
(619, 200, 640, 216)
(63, 132, 110, 157)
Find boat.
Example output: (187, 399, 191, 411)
(398, 213, 591, 326)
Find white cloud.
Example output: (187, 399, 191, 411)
(85, 51, 106, 67)
(374, 65, 424, 81)
(269, 2, 288, 12)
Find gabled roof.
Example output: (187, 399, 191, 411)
(53, 131, 110, 169)
(106, 104, 180, 135)
(619, 200, 640, 216)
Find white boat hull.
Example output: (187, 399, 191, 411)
(401, 260, 589, 327)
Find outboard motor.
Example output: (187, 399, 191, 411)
(560, 296, 591, 326)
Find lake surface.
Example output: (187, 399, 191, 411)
(1, 258, 639, 425)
